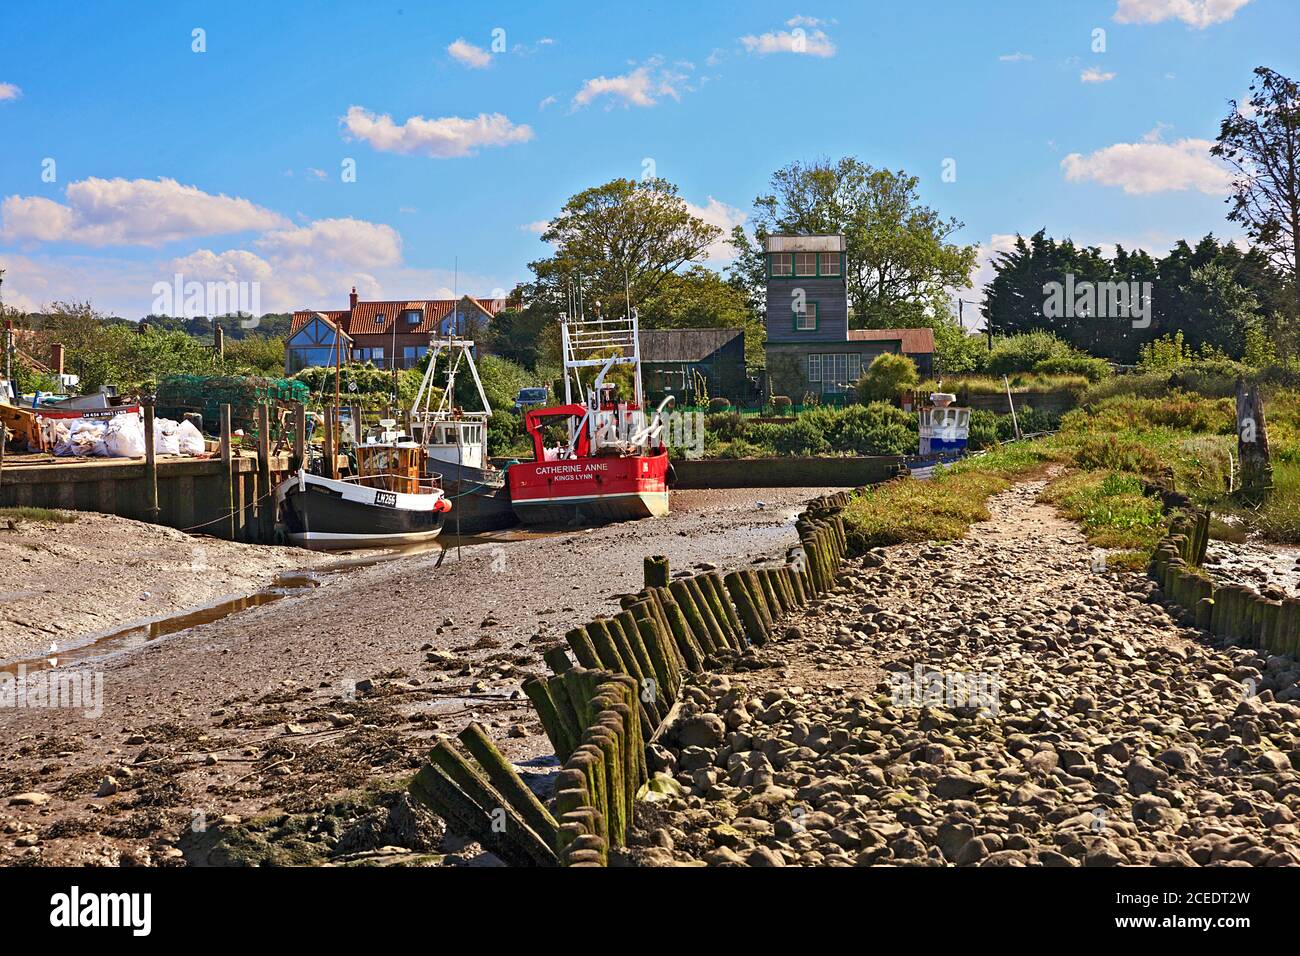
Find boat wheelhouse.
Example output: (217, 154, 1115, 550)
(409, 337, 516, 533)
(918, 392, 971, 457)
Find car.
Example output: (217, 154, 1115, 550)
(512, 386, 550, 414)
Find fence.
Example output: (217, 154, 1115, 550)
(406, 490, 855, 865)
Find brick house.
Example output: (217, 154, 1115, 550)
(285, 287, 502, 374)
(762, 235, 934, 399)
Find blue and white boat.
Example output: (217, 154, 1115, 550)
(918, 392, 970, 457)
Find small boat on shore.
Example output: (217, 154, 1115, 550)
(276, 421, 452, 548)
(508, 309, 672, 526)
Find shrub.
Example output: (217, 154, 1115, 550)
(986, 331, 1078, 376)
(707, 397, 731, 412)
(802, 403, 917, 456)
(769, 417, 831, 456)
(705, 411, 747, 442)
(771, 395, 792, 413)
(855, 353, 918, 404)
(1033, 355, 1110, 383)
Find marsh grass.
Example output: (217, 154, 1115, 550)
(0, 506, 77, 524)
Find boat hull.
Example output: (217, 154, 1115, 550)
(422, 460, 518, 533)
(276, 472, 446, 548)
(507, 453, 670, 526)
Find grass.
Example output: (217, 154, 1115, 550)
(841, 443, 1052, 552)
(1039, 471, 1165, 553)
(918, 373, 1090, 396)
(0, 506, 77, 524)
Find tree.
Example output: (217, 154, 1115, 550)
(730, 157, 977, 328)
(528, 178, 721, 317)
(1213, 67, 1300, 319)
(637, 266, 766, 366)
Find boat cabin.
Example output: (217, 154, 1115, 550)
(918, 392, 971, 456)
(354, 420, 432, 495)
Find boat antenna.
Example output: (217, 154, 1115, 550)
(332, 315, 343, 480)
(623, 259, 632, 320)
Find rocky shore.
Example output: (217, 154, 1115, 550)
(626, 482, 1300, 866)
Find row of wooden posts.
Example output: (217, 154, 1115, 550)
(1150, 505, 1300, 655)
(406, 492, 854, 866)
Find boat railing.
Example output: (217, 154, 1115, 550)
(339, 473, 444, 493)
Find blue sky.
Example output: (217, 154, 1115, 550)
(0, 0, 1292, 321)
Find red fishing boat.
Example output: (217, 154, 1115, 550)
(508, 308, 672, 525)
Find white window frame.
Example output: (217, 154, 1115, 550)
(808, 354, 822, 382)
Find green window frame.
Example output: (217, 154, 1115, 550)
(793, 301, 819, 331)
(768, 250, 845, 278)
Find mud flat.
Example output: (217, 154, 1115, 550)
(0, 486, 846, 866)
(0, 511, 332, 662)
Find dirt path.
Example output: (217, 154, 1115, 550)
(0, 486, 845, 866)
(632, 481, 1300, 866)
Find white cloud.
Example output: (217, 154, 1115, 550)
(1081, 68, 1117, 83)
(447, 38, 492, 68)
(256, 217, 402, 271)
(684, 197, 747, 262)
(306, 167, 327, 180)
(1143, 121, 1173, 141)
(786, 15, 832, 27)
(1113, 0, 1252, 29)
(341, 106, 533, 158)
(520, 220, 550, 234)
(0, 82, 20, 102)
(1061, 138, 1232, 194)
(571, 57, 693, 110)
(1, 177, 288, 247)
(998, 52, 1034, 62)
(538, 94, 557, 110)
(168, 218, 402, 312)
(740, 28, 836, 57)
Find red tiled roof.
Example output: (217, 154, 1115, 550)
(289, 310, 349, 335)
(847, 327, 935, 354)
(289, 297, 500, 337)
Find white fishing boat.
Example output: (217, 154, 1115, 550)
(410, 337, 516, 532)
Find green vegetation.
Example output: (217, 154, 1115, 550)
(855, 353, 918, 403)
(841, 443, 1050, 552)
(704, 402, 918, 458)
(0, 506, 78, 524)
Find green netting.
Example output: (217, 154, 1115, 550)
(156, 374, 308, 436)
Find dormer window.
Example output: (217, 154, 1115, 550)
(770, 253, 793, 277)
(375, 313, 386, 325)
(404, 309, 421, 325)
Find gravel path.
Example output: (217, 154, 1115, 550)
(631, 480, 1300, 867)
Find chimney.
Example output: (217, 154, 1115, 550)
(349, 286, 359, 310)
(50, 343, 64, 378)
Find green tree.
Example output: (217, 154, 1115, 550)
(1213, 67, 1300, 321)
(638, 266, 766, 366)
(527, 178, 721, 317)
